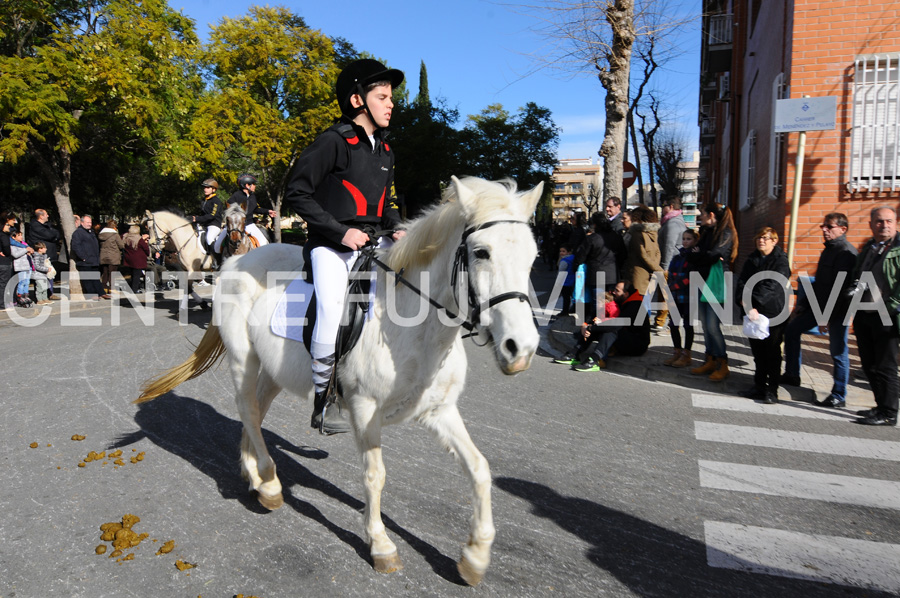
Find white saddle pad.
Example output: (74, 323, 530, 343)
(269, 272, 378, 343)
(270, 276, 315, 342)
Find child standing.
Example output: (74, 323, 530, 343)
(663, 229, 699, 367)
(31, 242, 52, 304)
(557, 244, 576, 317)
(9, 230, 34, 307)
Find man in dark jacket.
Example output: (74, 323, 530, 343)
(782, 213, 857, 407)
(27, 208, 62, 299)
(850, 206, 900, 426)
(70, 214, 104, 299)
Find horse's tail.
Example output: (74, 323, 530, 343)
(135, 324, 226, 404)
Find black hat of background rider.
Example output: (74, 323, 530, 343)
(336, 59, 404, 117)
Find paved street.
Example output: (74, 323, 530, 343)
(1, 278, 898, 597)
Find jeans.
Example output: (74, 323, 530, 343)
(783, 309, 849, 399)
(698, 301, 727, 358)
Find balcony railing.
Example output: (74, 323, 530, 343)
(708, 14, 733, 46)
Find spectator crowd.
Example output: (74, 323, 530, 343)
(541, 197, 899, 427)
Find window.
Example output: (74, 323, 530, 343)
(739, 131, 757, 211)
(768, 73, 789, 199)
(850, 54, 900, 191)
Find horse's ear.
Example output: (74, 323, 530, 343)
(145, 209, 152, 218)
(240, 202, 247, 212)
(450, 176, 477, 218)
(518, 181, 544, 219)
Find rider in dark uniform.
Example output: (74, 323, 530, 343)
(222, 174, 275, 248)
(284, 58, 406, 435)
(192, 178, 224, 255)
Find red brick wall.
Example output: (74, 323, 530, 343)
(780, 0, 900, 279)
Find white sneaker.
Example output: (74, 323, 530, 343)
(196, 279, 210, 287)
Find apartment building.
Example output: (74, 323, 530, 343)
(699, 0, 900, 272)
(551, 158, 602, 223)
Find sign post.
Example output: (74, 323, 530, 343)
(773, 96, 837, 268)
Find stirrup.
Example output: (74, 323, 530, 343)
(311, 391, 351, 435)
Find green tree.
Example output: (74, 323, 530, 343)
(458, 102, 560, 191)
(0, 0, 201, 292)
(194, 5, 342, 241)
(389, 59, 460, 216)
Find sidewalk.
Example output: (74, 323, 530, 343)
(543, 314, 876, 409)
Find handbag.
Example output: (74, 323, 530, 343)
(700, 259, 726, 304)
(742, 314, 770, 339)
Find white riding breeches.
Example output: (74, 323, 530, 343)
(245, 223, 269, 247)
(309, 238, 393, 391)
(205, 225, 221, 247)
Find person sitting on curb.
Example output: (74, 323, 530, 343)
(553, 280, 651, 371)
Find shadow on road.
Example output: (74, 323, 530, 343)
(113, 394, 463, 584)
(495, 477, 892, 597)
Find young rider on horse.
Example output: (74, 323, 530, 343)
(215, 174, 277, 252)
(284, 59, 406, 435)
(192, 178, 224, 256)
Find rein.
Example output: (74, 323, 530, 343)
(146, 214, 195, 260)
(362, 220, 531, 336)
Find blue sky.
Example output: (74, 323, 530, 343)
(173, 0, 702, 162)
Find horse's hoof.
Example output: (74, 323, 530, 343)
(256, 491, 283, 510)
(457, 557, 485, 586)
(372, 551, 403, 574)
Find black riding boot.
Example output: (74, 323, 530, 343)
(310, 390, 351, 435)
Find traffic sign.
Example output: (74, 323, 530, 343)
(623, 161, 637, 188)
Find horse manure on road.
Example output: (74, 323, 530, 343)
(71, 434, 86, 441)
(76, 448, 144, 469)
(95, 514, 186, 567)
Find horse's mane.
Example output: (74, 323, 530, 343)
(225, 203, 246, 218)
(152, 210, 190, 226)
(385, 177, 520, 273)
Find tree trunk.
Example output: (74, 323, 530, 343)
(597, 1, 635, 204)
(30, 142, 83, 297)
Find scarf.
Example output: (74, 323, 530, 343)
(661, 209, 682, 225)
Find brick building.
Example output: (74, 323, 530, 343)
(699, 0, 900, 274)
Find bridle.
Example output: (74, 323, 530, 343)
(145, 212, 195, 260)
(362, 219, 532, 336)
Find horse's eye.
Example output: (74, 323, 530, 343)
(473, 248, 490, 261)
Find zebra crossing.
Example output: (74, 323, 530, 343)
(691, 392, 900, 594)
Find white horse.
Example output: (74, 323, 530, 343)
(136, 176, 542, 584)
(143, 210, 214, 310)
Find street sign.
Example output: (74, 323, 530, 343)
(623, 161, 637, 188)
(774, 96, 837, 132)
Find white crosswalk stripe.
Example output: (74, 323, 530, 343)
(695, 421, 900, 461)
(699, 460, 900, 510)
(705, 522, 900, 595)
(692, 393, 900, 592)
(692, 393, 857, 420)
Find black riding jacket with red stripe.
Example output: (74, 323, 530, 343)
(284, 117, 401, 252)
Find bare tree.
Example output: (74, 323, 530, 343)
(514, 1, 693, 204)
(653, 128, 689, 200)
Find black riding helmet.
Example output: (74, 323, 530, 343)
(237, 173, 257, 190)
(336, 59, 404, 119)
